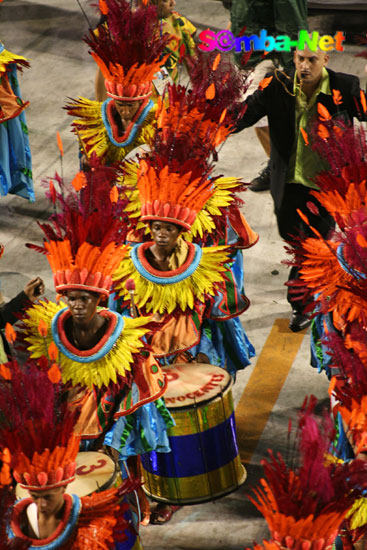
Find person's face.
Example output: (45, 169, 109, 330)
(157, 0, 175, 18)
(29, 487, 65, 517)
(150, 221, 181, 248)
(293, 46, 329, 88)
(65, 290, 101, 325)
(114, 100, 142, 122)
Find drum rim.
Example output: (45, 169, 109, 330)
(142, 463, 247, 505)
(166, 378, 232, 412)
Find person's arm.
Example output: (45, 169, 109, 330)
(0, 277, 44, 329)
(234, 80, 271, 133)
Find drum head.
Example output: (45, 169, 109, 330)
(16, 452, 117, 499)
(163, 363, 231, 409)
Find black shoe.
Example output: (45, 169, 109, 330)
(249, 166, 270, 192)
(289, 310, 311, 332)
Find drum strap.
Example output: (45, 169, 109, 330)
(26, 502, 40, 538)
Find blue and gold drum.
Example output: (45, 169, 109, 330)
(141, 363, 247, 505)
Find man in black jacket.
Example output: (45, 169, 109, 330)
(236, 45, 366, 331)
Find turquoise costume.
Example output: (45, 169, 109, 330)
(0, 43, 34, 200)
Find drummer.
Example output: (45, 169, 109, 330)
(1, 358, 134, 547)
(109, 100, 256, 522)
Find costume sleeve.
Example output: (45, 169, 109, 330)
(0, 291, 30, 329)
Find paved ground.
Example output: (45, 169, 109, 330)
(1, 2, 366, 549)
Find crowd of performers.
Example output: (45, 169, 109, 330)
(2, 0, 367, 548)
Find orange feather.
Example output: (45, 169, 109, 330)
(71, 171, 87, 191)
(317, 124, 329, 140)
(212, 53, 221, 71)
(38, 318, 48, 338)
(332, 89, 343, 105)
(56, 131, 64, 156)
(317, 103, 331, 122)
(205, 83, 216, 100)
(300, 128, 309, 146)
(258, 76, 273, 91)
(110, 186, 119, 203)
(48, 363, 62, 384)
(360, 90, 367, 114)
(5, 323, 16, 344)
(48, 342, 59, 362)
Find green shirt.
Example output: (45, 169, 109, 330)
(287, 67, 331, 189)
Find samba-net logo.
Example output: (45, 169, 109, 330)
(198, 29, 345, 53)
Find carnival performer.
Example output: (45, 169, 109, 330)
(67, 0, 169, 167)
(142, 0, 197, 84)
(21, 160, 171, 434)
(248, 398, 367, 550)
(107, 61, 259, 522)
(285, 120, 367, 549)
(0, 40, 34, 200)
(21, 160, 174, 532)
(0, 355, 138, 549)
(111, 55, 258, 376)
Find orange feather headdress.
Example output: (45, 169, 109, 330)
(27, 158, 128, 296)
(249, 398, 367, 550)
(0, 358, 80, 491)
(86, 0, 168, 101)
(134, 82, 235, 230)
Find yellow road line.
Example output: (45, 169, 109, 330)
(235, 318, 306, 464)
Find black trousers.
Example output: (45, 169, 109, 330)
(275, 183, 335, 312)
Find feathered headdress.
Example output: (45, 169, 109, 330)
(187, 50, 249, 133)
(249, 397, 367, 550)
(27, 156, 128, 296)
(0, 42, 29, 75)
(286, 125, 367, 322)
(127, 77, 245, 231)
(0, 357, 80, 491)
(322, 325, 367, 455)
(86, 0, 168, 101)
(118, 51, 251, 234)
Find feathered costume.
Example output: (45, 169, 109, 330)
(286, 121, 367, 373)
(110, 59, 257, 374)
(249, 398, 367, 550)
(22, 162, 169, 440)
(0, 41, 34, 200)
(155, 9, 196, 84)
(0, 356, 138, 549)
(285, 111, 367, 547)
(66, 0, 169, 164)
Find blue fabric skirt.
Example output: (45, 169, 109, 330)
(104, 398, 174, 461)
(0, 65, 34, 200)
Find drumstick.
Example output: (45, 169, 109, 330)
(126, 278, 139, 318)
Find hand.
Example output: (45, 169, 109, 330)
(195, 352, 211, 364)
(81, 153, 90, 172)
(24, 277, 44, 302)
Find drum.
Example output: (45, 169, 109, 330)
(16, 451, 118, 499)
(16, 452, 143, 550)
(141, 363, 247, 505)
